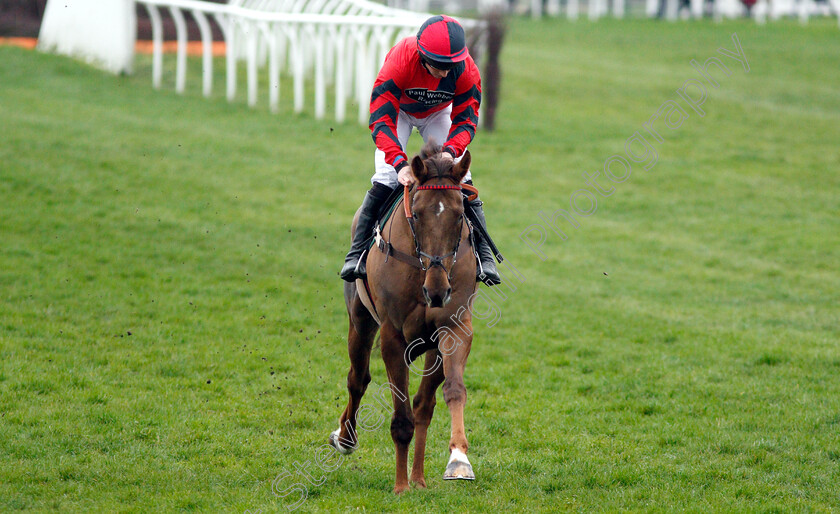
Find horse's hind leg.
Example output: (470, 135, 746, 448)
(410, 350, 445, 488)
(330, 295, 378, 454)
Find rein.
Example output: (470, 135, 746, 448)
(377, 183, 475, 276)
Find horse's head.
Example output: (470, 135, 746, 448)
(407, 143, 471, 308)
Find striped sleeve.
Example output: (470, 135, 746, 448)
(444, 59, 481, 158)
(369, 54, 407, 170)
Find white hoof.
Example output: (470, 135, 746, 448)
(443, 448, 475, 480)
(329, 428, 356, 455)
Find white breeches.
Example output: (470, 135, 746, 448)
(371, 104, 472, 188)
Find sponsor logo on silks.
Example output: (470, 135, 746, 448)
(405, 88, 454, 107)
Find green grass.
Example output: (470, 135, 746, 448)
(2, 17, 839, 512)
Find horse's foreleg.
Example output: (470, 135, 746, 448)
(410, 350, 445, 488)
(442, 325, 474, 480)
(330, 303, 377, 455)
(380, 323, 413, 494)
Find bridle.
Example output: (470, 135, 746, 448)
(407, 183, 464, 277)
(376, 182, 478, 279)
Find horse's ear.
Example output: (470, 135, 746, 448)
(410, 155, 427, 183)
(452, 150, 471, 182)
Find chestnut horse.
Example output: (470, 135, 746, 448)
(330, 144, 478, 494)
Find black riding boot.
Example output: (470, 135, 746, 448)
(466, 197, 502, 286)
(340, 183, 394, 282)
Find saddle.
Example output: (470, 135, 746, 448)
(369, 187, 407, 251)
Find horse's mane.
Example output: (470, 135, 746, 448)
(419, 140, 443, 160)
(417, 140, 451, 181)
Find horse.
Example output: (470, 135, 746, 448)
(330, 142, 479, 494)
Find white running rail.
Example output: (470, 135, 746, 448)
(136, 0, 484, 124)
(519, 0, 839, 24)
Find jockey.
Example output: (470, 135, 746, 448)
(339, 15, 501, 286)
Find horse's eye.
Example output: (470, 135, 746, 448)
(412, 213, 419, 220)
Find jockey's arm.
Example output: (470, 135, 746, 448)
(443, 59, 481, 159)
(397, 164, 413, 186)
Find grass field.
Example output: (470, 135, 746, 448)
(2, 16, 839, 512)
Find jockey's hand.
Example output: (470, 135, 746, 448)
(397, 165, 414, 186)
(441, 151, 455, 162)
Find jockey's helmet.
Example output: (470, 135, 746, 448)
(416, 15, 468, 71)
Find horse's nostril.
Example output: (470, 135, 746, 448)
(423, 286, 451, 308)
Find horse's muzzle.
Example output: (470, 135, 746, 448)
(423, 286, 452, 308)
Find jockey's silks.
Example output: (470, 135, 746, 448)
(369, 37, 482, 170)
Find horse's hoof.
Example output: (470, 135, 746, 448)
(329, 428, 355, 455)
(393, 484, 410, 494)
(443, 449, 475, 480)
(410, 477, 427, 489)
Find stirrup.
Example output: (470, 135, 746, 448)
(340, 248, 368, 281)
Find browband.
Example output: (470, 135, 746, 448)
(415, 184, 462, 191)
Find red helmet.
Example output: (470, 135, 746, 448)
(416, 15, 468, 70)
